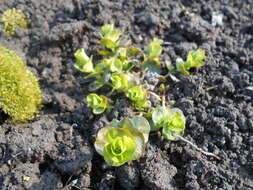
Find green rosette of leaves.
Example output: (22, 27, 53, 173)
(110, 73, 128, 91)
(126, 86, 148, 110)
(100, 24, 121, 51)
(151, 106, 186, 140)
(95, 116, 150, 166)
(184, 49, 205, 69)
(86, 93, 108, 114)
(162, 108, 186, 140)
(104, 57, 123, 73)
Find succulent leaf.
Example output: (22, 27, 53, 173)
(147, 38, 163, 59)
(127, 86, 146, 102)
(88, 80, 104, 92)
(100, 38, 118, 50)
(74, 48, 94, 73)
(129, 116, 150, 143)
(100, 24, 121, 50)
(126, 47, 141, 57)
(108, 58, 122, 73)
(151, 106, 169, 131)
(100, 24, 114, 37)
(110, 73, 128, 91)
(95, 126, 114, 155)
(162, 108, 186, 141)
(185, 49, 205, 69)
(133, 99, 148, 110)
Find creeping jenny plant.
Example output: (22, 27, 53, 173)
(74, 24, 166, 114)
(74, 24, 214, 165)
(74, 24, 206, 115)
(95, 116, 150, 166)
(0, 8, 28, 36)
(0, 46, 42, 122)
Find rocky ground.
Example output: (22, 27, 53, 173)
(0, 0, 252, 189)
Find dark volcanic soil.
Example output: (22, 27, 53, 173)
(0, 0, 253, 190)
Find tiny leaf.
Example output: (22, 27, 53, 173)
(100, 38, 118, 50)
(74, 48, 94, 73)
(185, 49, 206, 69)
(176, 58, 190, 76)
(147, 38, 163, 59)
(100, 24, 114, 37)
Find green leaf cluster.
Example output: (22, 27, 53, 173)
(111, 73, 128, 91)
(150, 106, 186, 140)
(72, 24, 208, 166)
(127, 86, 148, 110)
(74, 24, 160, 114)
(0, 8, 28, 36)
(95, 116, 150, 166)
(87, 94, 108, 114)
(74, 25, 206, 116)
(176, 49, 206, 76)
(100, 24, 121, 51)
(0, 46, 42, 122)
(143, 38, 163, 74)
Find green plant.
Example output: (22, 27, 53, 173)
(74, 24, 163, 114)
(110, 73, 128, 91)
(74, 24, 206, 113)
(142, 38, 164, 73)
(74, 24, 219, 165)
(74, 48, 94, 73)
(86, 93, 109, 114)
(0, 8, 28, 36)
(150, 106, 186, 140)
(0, 46, 42, 122)
(95, 116, 150, 166)
(100, 24, 121, 52)
(126, 86, 148, 110)
(176, 49, 206, 76)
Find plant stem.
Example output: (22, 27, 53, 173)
(147, 91, 161, 101)
(106, 89, 115, 96)
(162, 95, 165, 107)
(175, 135, 221, 160)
